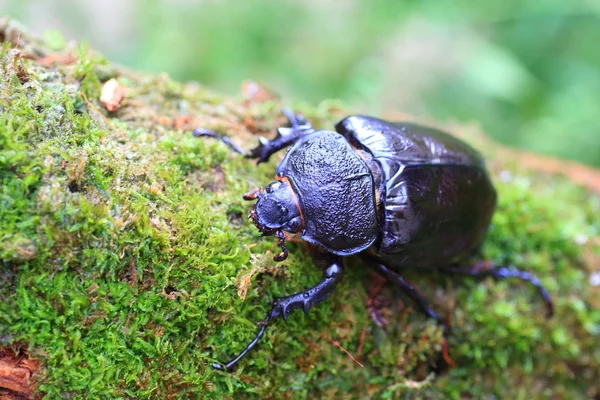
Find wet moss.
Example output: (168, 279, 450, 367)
(0, 20, 598, 399)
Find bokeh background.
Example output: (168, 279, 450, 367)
(3, 0, 599, 166)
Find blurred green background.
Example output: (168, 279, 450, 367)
(4, 0, 600, 166)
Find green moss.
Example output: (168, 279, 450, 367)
(0, 22, 599, 399)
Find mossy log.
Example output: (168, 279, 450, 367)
(0, 19, 599, 399)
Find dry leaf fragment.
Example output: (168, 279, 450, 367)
(240, 80, 277, 103)
(100, 78, 125, 112)
(236, 251, 283, 300)
(172, 115, 193, 130)
(37, 52, 77, 67)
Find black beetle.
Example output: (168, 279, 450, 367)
(195, 110, 553, 371)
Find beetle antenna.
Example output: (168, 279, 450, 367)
(243, 188, 263, 201)
(273, 230, 288, 262)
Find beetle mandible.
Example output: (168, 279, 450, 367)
(195, 110, 553, 371)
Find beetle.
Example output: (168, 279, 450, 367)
(195, 110, 553, 371)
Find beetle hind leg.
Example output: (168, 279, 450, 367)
(441, 261, 554, 317)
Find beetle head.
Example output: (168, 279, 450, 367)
(243, 179, 303, 261)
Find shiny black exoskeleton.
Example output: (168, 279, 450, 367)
(195, 110, 553, 371)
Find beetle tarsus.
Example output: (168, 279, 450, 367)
(212, 256, 343, 371)
(441, 262, 554, 318)
(212, 324, 269, 371)
(192, 128, 248, 156)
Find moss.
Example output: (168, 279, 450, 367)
(0, 19, 599, 399)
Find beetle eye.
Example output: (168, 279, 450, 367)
(286, 216, 302, 233)
(279, 206, 288, 216)
(266, 181, 282, 193)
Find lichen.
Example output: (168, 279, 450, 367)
(0, 20, 598, 399)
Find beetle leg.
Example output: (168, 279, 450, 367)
(441, 261, 554, 317)
(192, 128, 248, 155)
(365, 260, 455, 369)
(366, 261, 446, 328)
(248, 109, 315, 163)
(282, 108, 309, 127)
(269, 254, 343, 321)
(212, 253, 343, 371)
(193, 110, 313, 163)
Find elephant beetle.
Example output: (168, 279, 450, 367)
(195, 110, 553, 371)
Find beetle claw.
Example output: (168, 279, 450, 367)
(282, 304, 292, 322)
(269, 298, 293, 322)
(246, 109, 315, 164)
(212, 362, 226, 371)
(282, 108, 310, 129)
(277, 127, 292, 138)
(303, 301, 311, 315)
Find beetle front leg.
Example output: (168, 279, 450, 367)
(192, 128, 249, 155)
(268, 256, 343, 321)
(212, 253, 343, 371)
(193, 109, 314, 163)
(248, 108, 314, 163)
